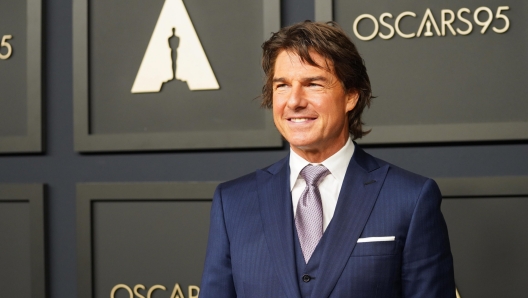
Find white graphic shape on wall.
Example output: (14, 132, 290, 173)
(131, 0, 219, 93)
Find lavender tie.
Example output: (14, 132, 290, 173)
(295, 164, 330, 263)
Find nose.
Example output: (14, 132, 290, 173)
(286, 83, 307, 110)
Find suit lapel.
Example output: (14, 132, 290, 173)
(312, 146, 389, 297)
(256, 156, 302, 298)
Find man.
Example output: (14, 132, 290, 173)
(200, 21, 455, 297)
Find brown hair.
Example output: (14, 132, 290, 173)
(261, 20, 373, 139)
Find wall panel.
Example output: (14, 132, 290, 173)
(316, 0, 528, 144)
(77, 182, 218, 298)
(0, 184, 46, 298)
(438, 176, 528, 298)
(73, 0, 282, 152)
(0, 0, 42, 153)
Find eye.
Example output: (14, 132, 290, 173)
(308, 82, 324, 89)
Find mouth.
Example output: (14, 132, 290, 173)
(288, 117, 316, 123)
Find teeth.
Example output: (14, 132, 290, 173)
(290, 118, 311, 122)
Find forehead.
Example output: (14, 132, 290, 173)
(273, 50, 334, 76)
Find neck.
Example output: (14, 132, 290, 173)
(291, 136, 349, 163)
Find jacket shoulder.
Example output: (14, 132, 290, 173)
(217, 155, 288, 195)
(380, 158, 429, 182)
(378, 162, 442, 216)
(368, 154, 439, 197)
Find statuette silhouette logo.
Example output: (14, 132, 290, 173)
(131, 0, 219, 93)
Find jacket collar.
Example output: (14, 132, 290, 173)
(256, 155, 302, 298)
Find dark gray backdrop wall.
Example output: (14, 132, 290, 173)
(318, 0, 528, 144)
(0, 0, 42, 153)
(0, 0, 527, 298)
(0, 184, 46, 298)
(73, 0, 282, 151)
(0, 0, 27, 137)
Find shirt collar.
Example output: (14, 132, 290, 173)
(289, 136, 355, 190)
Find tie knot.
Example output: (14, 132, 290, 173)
(300, 164, 330, 186)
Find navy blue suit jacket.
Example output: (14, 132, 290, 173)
(200, 146, 455, 297)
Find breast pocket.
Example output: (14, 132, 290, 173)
(351, 240, 398, 257)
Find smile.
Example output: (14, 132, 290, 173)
(288, 118, 316, 123)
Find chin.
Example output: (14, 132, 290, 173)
(288, 140, 317, 151)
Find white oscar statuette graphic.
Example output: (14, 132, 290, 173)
(131, 0, 219, 93)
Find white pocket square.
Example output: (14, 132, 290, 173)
(357, 236, 395, 243)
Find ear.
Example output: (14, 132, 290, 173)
(345, 91, 359, 112)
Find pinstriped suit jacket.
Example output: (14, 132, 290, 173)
(200, 146, 455, 297)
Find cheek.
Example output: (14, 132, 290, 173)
(272, 102, 283, 123)
(272, 103, 280, 117)
(326, 106, 348, 127)
(272, 96, 285, 113)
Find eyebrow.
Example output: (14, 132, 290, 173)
(272, 76, 329, 83)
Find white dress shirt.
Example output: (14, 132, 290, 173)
(289, 137, 355, 231)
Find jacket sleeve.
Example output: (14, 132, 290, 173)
(200, 185, 237, 298)
(402, 179, 456, 298)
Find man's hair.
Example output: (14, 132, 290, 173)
(261, 20, 373, 139)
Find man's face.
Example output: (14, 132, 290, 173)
(272, 50, 358, 162)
